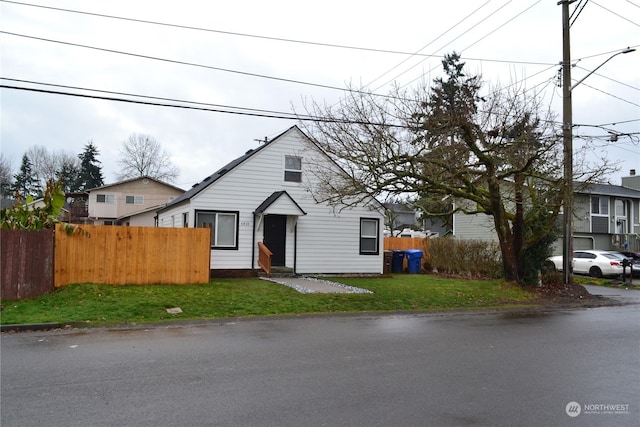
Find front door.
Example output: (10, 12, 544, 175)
(264, 215, 286, 266)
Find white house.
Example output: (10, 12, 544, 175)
(156, 126, 385, 277)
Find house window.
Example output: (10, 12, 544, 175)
(96, 194, 115, 204)
(614, 199, 627, 216)
(196, 210, 238, 249)
(125, 195, 144, 205)
(182, 212, 189, 228)
(591, 196, 608, 215)
(360, 218, 379, 255)
(284, 155, 302, 183)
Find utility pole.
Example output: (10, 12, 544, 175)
(560, 0, 575, 285)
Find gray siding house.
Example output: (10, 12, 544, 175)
(453, 172, 640, 252)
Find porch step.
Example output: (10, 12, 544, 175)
(260, 266, 295, 278)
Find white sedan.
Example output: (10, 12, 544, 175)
(545, 250, 627, 278)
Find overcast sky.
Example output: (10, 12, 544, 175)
(1, 0, 638, 190)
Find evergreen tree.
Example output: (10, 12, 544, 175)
(56, 158, 81, 193)
(75, 142, 104, 191)
(12, 154, 41, 198)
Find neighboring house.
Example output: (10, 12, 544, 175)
(156, 126, 385, 277)
(453, 171, 640, 252)
(383, 202, 449, 237)
(384, 203, 419, 230)
(86, 176, 184, 226)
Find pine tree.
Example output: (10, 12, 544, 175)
(75, 142, 104, 191)
(12, 154, 42, 198)
(56, 158, 81, 193)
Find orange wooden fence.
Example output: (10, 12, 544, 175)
(54, 224, 211, 287)
(384, 237, 431, 270)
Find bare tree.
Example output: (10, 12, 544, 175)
(301, 53, 615, 284)
(117, 134, 180, 183)
(26, 145, 79, 191)
(0, 153, 14, 197)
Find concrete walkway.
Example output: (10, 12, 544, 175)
(261, 276, 373, 294)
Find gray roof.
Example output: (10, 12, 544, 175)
(86, 175, 184, 193)
(574, 181, 640, 198)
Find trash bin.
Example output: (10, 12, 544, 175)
(391, 250, 405, 273)
(383, 250, 393, 274)
(405, 249, 423, 274)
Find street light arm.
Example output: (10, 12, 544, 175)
(571, 48, 636, 91)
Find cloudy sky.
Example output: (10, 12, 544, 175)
(1, 0, 638, 190)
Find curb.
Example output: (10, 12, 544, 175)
(1, 323, 62, 333)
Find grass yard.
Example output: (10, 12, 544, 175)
(1, 275, 543, 327)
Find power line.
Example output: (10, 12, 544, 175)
(365, 0, 493, 89)
(1, 30, 399, 99)
(0, 0, 554, 67)
(579, 81, 640, 107)
(397, 0, 544, 91)
(0, 77, 305, 118)
(0, 82, 412, 128)
(574, 65, 640, 92)
(591, 0, 640, 27)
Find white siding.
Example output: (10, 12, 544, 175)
(159, 127, 384, 274)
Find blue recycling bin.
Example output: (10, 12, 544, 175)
(391, 250, 405, 273)
(405, 249, 423, 274)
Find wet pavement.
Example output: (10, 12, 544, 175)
(2, 286, 638, 426)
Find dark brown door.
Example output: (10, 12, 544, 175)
(264, 215, 286, 266)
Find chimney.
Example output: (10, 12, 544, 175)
(631, 169, 636, 176)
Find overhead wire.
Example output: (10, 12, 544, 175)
(0, 31, 404, 101)
(591, 0, 640, 27)
(0, 0, 554, 66)
(1, 0, 636, 136)
(364, 0, 493, 89)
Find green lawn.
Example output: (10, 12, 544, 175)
(1, 275, 541, 327)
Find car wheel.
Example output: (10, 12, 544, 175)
(544, 261, 556, 272)
(589, 266, 603, 278)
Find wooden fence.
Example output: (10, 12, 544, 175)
(384, 237, 431, 270)
(1, 229, 55, 300)
(54, 224, 211, 287)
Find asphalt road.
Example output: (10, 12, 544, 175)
(1, 286, 639, 427)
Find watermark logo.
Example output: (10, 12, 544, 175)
(566, 401, 581, 417)
(566, 401, 630, 417)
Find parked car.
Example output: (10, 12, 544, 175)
(545, 250, 628, 278)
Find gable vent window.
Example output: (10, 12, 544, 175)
(96, 194, 115, 204)
(125, 195, 144, 205)
(284, 155, 302, 183)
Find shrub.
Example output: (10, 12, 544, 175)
(429, 237, 502, 278)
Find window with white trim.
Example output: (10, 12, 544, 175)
(196, 210, 238, 249)
(360, 218, 379, 255)
(591, 196, 609, 215)
(96, 194, 115, 204)
(284, 155, 302, 182)
(125, 195, 144, 205)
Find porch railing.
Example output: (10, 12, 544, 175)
(611, 233, 640, 251)
(258, 241, 273, 277)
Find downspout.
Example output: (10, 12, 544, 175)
(293, 222, 297, 275)
(251, 213, 256, 271)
